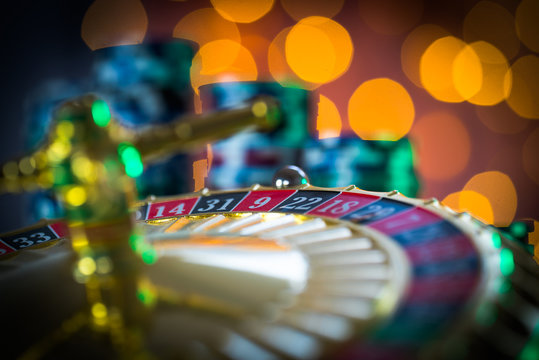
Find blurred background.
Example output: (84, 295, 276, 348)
(0, 0, 537, 233)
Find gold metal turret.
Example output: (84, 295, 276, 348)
(0, 93, 280, 357)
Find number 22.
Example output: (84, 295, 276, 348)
(281, 197, 323, 210)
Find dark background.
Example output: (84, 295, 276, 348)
(0, 1, 94, 231)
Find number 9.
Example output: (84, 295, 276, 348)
(249, 197, 271, 209)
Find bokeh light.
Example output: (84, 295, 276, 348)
(81, 0, 148, 51)
(463, 1, 520, 60)
(91, 302, 108, 319)
(505, 55, 539, 119)
(210, 0, 274, 23)
(68, 0, 539, 241)
(358, 0, 423, 35)
(118, 142, 144, 178)
(466, 41, 511, 106)
(172, 8, 241, 45)
(442, 190, 494, 224)
(453, 43, 483, 100)
(515, 0, 539, 53)
(47, 140, 72, 163)
(268, 27, 319, 89)
(66, 186, 88, 207)
(401, 24, 451, 88)
(475, 101, 530, 134)
(91, 99, 111, 127)
(78, 257, 97, 276)
(190, 40, 258, 94)
(410, 111, 470, 180)
(463, 171, 517, 227)
(141, 246, 158, 264)
(72, 155, 97, 183)
(500, 248, 515, 276)
(281, 0, 344, 21)
(523, 127, 539, 186)
(420, 36, 481, 103)
(137, 281, 157, 307)
(348, 78, 415, 141)
(56, 121, 75, 140)
(285, 16, 353, 84)
(317, 95, 342, 139)
(18, 157, 35, 176)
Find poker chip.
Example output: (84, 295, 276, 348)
(200, 82, 419, 197)
(199, 82, 313, 190)
(92, 40, 198, 197)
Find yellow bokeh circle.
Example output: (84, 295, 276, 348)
(442, 190, 494, 225)
(401, 24, 451, 88)
(317, 95, 342, 139)
(463, 171, 517, 227)
(81, 0, 148, 50)
(453, 43, 483, 100)
(172, 8, 240, 45)
(190, 40, 258, 94)
(210, 0, 274, 23)
(285, 16, 353, 84)
(268, 27, 319, 90)
(505, 55, 539, 119)
(420, 36, 482, 103)
(516, 0, 539, 53)
(348, 78, 415, 141)
(66, 186, 88, 207)
(466, 41, 511, 106)
(463, 1, 520, 60)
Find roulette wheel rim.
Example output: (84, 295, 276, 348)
(2, 179, 536, 359)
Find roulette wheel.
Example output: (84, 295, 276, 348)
(2, 171, 538, 359)
(0, 96, 538, 359)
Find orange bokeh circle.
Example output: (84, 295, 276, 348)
(410, 111, 470, 181)
(348, 78, 415, 141)
(285, 16, 353, 84)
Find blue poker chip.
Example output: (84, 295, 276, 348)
(200, 82, 315, 190)
(92, 41, 196, 127)
(91, 41, 198, 197)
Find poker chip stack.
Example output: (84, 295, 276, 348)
(199, 81, 419, 196)
(92, 40, 197, 197)
(199, 82, 313, 190)
(303, 136, 420, 197)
